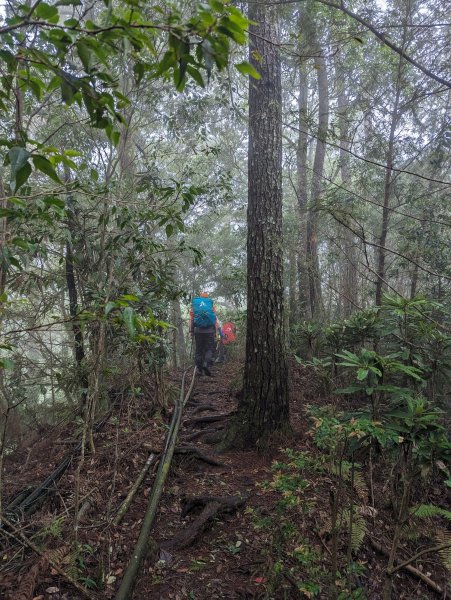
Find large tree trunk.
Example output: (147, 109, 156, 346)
(375, 7, 410, 306)
(64, 168, 88, 409)
(288, 241, 298, 329)
(227, 0, 289, 449)
(335, 58, 358, 316)
(307, 50, 328, 319)
(375, 83, 401, 306)
(296, 59, 310, 318)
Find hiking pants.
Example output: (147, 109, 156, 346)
(216, 340, 226, 363)
(194, 328, 215, 369)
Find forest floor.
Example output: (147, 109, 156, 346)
(1, 358, 449, 600)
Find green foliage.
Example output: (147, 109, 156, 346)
(0, 0, 250, 188)
(410, 504, 451, 520)
(295, 355, 333, 393)
(260, 449, 370, 598)
(38, 515, 66, 539)
(328, 507, 367, 552)
(336, 348, 424, 396)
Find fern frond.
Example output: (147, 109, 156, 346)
(401, 523, 421, 541)
(66, 547, 80, 580)
(48, 544, 70, 567)
(328, 461, 368, 501)
(436, 532, 451, 569)
(340, 508, 367, 551)
(353, 472, 369, 502)
(411, 504, 451, 520)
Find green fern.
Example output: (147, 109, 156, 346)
(340, 508, 367, 551)
(328, 461, 369, 501)
(66, 548, 80, 580)
(401, 522, 422, 541)
(38, 515, 66, 540)
(411, 504, 451, 520)
(323, 506, 367, 552)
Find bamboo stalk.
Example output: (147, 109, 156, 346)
(113, 453, 157, 526)
(114, 368, 196, 600)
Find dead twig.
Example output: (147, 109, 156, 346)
(113, 452, 157, 526)
(369, 538, 443, 595)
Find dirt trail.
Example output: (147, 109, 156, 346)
(133, 360, 275, 599)
(2, 360, 446, 600)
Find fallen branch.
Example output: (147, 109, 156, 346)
(369, 538, 443, 595)
(1, 516, 97, 600)
(162, 495, 246, 551)
(114, 368, 196, 600)
(389, 541, 451, 575)
(113, 452, 157, 526)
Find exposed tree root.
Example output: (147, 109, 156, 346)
(161, 495, 246, 551)
(191, 404, 217, 415)
(142, 445, 225, 467)
(184, 424, 225, 442)
(203, 429, 227, 445)
(185, 413, 232, 427)
(369, 538, 443, 595)
(173, 445, 226, 467)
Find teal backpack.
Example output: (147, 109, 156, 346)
(192, 297, 216, 328)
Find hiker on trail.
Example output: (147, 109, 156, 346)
(215, 321, 237, 363)
(189, 292, 221, 376)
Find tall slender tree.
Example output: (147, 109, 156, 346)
(226, 0, 289, 448)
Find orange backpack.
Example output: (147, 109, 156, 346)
(221, 322, 237, 345)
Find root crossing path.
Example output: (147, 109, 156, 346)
(125, 361, 273, 599)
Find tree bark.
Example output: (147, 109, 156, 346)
(172, 298, 186, 366)
(296, 58, 310, 318)
(375, 84, 400, 306)
(64, 169, 88, 409)
(226, 0, 289, 449)
(335, 57, 358, 317)
(375, 14, 409, 305)
(288, 242, 298, 328)
(307, 47, 329, 319)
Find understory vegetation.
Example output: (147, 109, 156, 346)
(0, 0, 449, 598)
